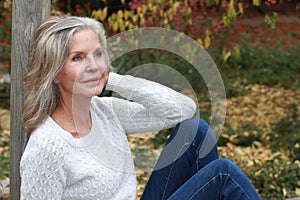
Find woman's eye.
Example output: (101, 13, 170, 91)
(95, 51, 102, 58)
(72, 55, 82, 62)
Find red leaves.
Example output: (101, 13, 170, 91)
(0, 0, 11, 70)
(265, 0, 277, 6)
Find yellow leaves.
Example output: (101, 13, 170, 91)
(282, 188, 287, 197)
(226, 84, 300, 134)
(124, 10, 130, 20)
(159, 9, 164, 18)
(119, 21, 126, 32)
(228, 0, 237, 20)
(228, 134, 239, 144)
(221, 83, 299, 197)
(136, 6, 142, 15)
(147, 2, 153, 11)
(295, 188, 300, 197)
(233, 45, 240, 56)
(92, 7, 108, 22)
(221, 44, 240, 64)
(197, 29, 211, 49)
(223, 0, 245, 27)
(197, 38, 204, 47)
(139, 15, 145, 26)
(0, 108, 10, 130)
(131, 14, 138, 23)
(136, 184, 145, 199)
(117, 10, 123, 18)
(238, 3, 244, 15)
(219, 141, 291, 172)
(222, 49, 231, 63)
(173, 1, 181, 11)
(253, 0, 261, 6)
(112, 22, 118, 32)
(204, 29, 211, 49)
(223, 0, 237, 27)
(0, 128, 10, 169)
(0, 129, 9, 146)
(104, 9, 139, 32)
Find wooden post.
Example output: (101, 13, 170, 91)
(10, 1, 50, 199)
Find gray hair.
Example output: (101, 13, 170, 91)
(22, 15, 107, 134)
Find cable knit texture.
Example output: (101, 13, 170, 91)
(20, 73, 196, 200)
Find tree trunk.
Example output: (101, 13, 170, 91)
(10, 1, 50, 199)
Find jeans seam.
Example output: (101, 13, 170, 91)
(191, 143, 201, 171)
(224, 174, 251, 200)
(162, 142, 191, 199)
(187, 173, 251, 200)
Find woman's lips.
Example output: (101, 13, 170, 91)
(82, 77, 101, 85)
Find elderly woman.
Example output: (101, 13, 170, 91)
(20, 16, 262, 200)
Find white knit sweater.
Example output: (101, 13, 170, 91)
(20, 73, 196, 200)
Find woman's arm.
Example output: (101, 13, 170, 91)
(106, 73, 196, 134)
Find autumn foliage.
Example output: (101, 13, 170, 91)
(0, 0, 285, 70)
(91, 0, 245, 48)
(0, 0, 11, 71)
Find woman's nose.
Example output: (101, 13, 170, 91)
(86, 55, 106, 73)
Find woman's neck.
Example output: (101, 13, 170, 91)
(51, 96, 92, 138)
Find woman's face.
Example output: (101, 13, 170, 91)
(55, 28, 108, 100)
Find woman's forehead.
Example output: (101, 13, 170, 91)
(69, 29, 102, 52)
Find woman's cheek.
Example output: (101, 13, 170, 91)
(103, 70, 109, 87)
(95, 77, 107, 95)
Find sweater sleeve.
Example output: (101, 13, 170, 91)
(105, 73, 196, 134)
(20, 136, 66, 200)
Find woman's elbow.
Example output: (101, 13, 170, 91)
(183, 98, 197, 119)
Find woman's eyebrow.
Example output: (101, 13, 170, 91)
(69, 47, 103, 54)
(69, 50, 83, 55)
(95, 47, 103, 51)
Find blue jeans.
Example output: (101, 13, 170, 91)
(141, 118, 262, 200)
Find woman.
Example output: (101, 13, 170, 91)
(20, 15, 262, 199)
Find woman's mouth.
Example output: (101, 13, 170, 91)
(82, 77, 101, 85)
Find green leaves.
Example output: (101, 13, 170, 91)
(265, 12, 278, 29)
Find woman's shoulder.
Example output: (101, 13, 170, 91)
(22, 117, 70, 160)
(20, 118, 69, 187)
(91, 95, 112, 105)
(91, 96, 116, 114)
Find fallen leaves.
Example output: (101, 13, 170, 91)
(226, 84, 300, 133)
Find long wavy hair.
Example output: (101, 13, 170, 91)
(22, 15, 107, 135)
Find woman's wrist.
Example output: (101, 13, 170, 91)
(106, 72, 123, 91)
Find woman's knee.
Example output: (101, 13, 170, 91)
(215, 158, 235, 168)
(181, 118, 216, 143)
(213, 158, 242, 175)
(175, 118, 217, 157)
(179, 118, 211, 137)
(180, 118, 209, 130)
(166, 118, 217, 157)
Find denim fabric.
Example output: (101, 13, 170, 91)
(141, 118, 262, 200)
